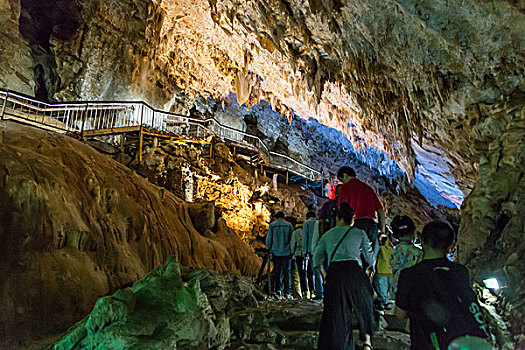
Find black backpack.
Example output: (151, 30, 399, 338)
(319, 201, 338, 238)
(423, 264, 491, 349)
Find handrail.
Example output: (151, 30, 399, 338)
(0, 88, 321, 181)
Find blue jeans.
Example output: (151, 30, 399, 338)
(272, 255, 292, 295)
(373, 275, 392, 305)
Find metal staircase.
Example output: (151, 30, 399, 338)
(0, 89, 321, 182)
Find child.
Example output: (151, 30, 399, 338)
(395, 221, 491, 349)
(390, 215, 423, 299)
(374, 232, 394, 310)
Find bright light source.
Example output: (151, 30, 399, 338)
(483, 278, 500, 290)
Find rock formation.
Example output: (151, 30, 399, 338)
(0, 121, 260, 347)
(54, 256, 411, 350)
(0, 0, 524, 346)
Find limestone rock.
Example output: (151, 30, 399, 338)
(0, 121, 260, 347)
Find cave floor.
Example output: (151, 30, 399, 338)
(229, 299, 410, 349)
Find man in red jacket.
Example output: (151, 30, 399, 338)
(337, 166, 386, 258)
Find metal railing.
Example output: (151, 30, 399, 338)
(0, 89, 321, 181)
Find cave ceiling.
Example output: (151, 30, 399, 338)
(5, 0, 524, 206)
(144, 0, 524, 205)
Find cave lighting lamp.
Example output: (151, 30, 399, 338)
(482, 278, 500, 290)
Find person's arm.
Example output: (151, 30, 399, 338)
(390, 248, 400, 273)
(377, 208, 386, 234)
(290, 231, 297, 255)
(313, 236, 326, 273)
(361, 231, 375, 267)
(266, 225, 273, 250)
(311, 221, 320, 253)
(395, 270, 411, 324)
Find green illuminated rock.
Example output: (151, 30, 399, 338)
(54, 256, 260, 349)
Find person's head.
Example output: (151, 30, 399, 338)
(337, 167, 356, 183)
(306, 211, 316, 220)
(336, 202, 354, 226)
(421, 221, 455, 254)
(286, 216, 297, 227)
(275, 211, 285, 220)
(391, 215, 416, 239)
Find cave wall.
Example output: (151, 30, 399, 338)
(0, 0, 33, 95)
(458, 93, 525, 346)
(0, 121, 260, 346)
(0, 0, 524, 343)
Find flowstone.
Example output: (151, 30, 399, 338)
(54, 256, 261, 350)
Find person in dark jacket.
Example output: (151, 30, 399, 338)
(395, 221, 491, 349)
(266, 211, 294, 298)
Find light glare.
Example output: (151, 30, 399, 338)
(483, 278, 500, 290)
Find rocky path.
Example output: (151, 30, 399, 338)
(230, 299, 410, 350)
(51, 257, 411, 350)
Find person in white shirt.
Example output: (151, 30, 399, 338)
(314, 203, 376, 350)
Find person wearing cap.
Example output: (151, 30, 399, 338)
(390, 215, 423, 299)
(336, 167, 386, 260)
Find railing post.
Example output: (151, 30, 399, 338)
(80, 103, 88, 139)
(140, 104, 144, 126)
(138, 104, 144, 163)
(151, 109, 155, 130)
(1, 92, 9, 120)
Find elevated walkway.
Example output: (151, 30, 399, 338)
(0, 89, 321, 183)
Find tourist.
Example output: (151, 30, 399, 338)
(390, 215, 423, 299)
(337, 167, 386, 259)
(395, 221, 491, 349)
(314, 203, 376, 350)
(266, 211, 294, 298)
(373, 232, 394, 310)
(310, 184, 342, 300)
(302, 211, 317, 298)
(290, 220, 306, 298)
(318, 184, 341, 236)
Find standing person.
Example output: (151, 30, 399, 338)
(337, 167, 386, 257)
(318, 184, 341, 237)
(290, 220, 306, 298)
(390, 215, 423, 299)
(310, 184, 341, 300)
(266, 211, 294, 298)
(373, 232, 394, 310)
(314, 203, 377, 350)
(395, 221, 491, 349)
(302, 211, 317, 298)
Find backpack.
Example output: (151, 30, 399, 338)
(319, 201, 338, 238)
(423, 265, 491, 349)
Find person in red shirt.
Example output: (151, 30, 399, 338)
(337, 166, 386, 259)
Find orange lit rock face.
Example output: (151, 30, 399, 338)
(196, 176, 271, 242)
